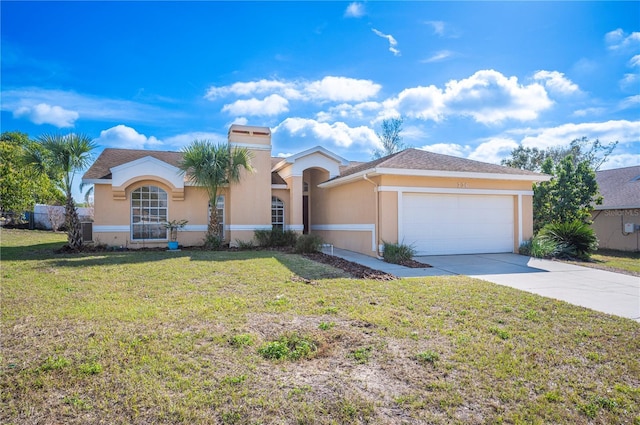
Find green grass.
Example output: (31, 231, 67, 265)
(587, 249, 640, 276)
(2, 229, 639, 424)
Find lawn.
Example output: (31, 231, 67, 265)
(1, 229, 639, 424)
(581, 249, 640, 276)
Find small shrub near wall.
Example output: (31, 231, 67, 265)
(382, 241, 416, 264)
(294, 234, 323, 254)
(254, 229, 298, 247)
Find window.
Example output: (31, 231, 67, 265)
(272, 196, 284, 230)
(131, 186, 168, 240)
(208, 195, 225, 237)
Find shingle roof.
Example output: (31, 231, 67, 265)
(595, 165, 640, 209)
(83, 148, 183, 180)
(335, 148, 545, 179)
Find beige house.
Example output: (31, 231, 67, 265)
(82, 124, 549, 257)
(591, 166, 640, 252)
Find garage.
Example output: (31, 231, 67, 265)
(401, 193, 514, 255)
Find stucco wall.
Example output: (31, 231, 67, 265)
(592, 209, 640, 252)
(92, 180, 211, 248)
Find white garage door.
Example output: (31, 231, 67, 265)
(401, 193, 514, 255)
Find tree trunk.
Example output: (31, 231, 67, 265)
(65, 195, 83, 251)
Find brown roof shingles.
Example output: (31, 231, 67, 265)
(83, 148, 183, 180)
(595, 165, 640, 209)
(336, 148, 544, 179)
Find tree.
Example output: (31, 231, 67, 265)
(502, 137, 615, 232)
(532, 155, 602, 232)
(26, 133, 97, 250)
(179, 140, 253, 248)
(501, 137, 617, 172)
(0, 132, 63, 218)
(372, 116, 406, 159)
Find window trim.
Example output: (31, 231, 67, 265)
(271, 196, 285, 229)
(130, 185, 168, 241)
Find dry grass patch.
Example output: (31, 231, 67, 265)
(2, 229, 639, 424)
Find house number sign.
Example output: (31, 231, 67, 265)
(457, 182, 469, 188)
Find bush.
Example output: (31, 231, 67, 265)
(382, 241, 415, 264)
(254, 229, 298, 247)
(294, 234, 323, 253)
(538, 220, 598, 260)
(519, 237, 560, 258)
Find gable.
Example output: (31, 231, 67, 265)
(110, 156, 185, 190)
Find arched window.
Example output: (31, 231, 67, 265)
(272, 196, 284, 230)
(131, 186, 168, 240)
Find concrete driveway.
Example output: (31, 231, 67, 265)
(415, 253, 640, 322)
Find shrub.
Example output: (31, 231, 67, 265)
(294, 234, 323, 253)
(382, 241, 415, 264)
(519, 237, 560, 258)
(235, 239, 255, 250)
(538, 220, 598, 260)
(204, 234, 224, 250)
(254, 229, 298, 247)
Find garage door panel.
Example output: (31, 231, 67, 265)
(402, 193, 514, 255)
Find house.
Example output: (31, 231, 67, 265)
(591, 165, 640, 252)
(82, 124, 549, 256)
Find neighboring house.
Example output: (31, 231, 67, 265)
(592, 165, 640, 252)
(82, 124, 549, 256)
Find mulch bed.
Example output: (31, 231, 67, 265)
(302, 253, 433, 280)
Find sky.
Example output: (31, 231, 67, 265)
(2, 1, 639, 200)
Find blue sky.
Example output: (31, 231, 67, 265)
(2, 1, 639, 194)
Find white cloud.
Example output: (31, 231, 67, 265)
(619, 95, 640, 110)
(344, 2, 365, 18)
(629, 55, 640, 68)
(306, 76, 381, 102)
(572, 107, 606, 117)
(2, 88, 175, 124)
(222, 94, 289, 116)
(619, 73, 639, 91)
(424, 21, 446, 37)
(421, 50, 455, 63)
(276, 152, 293, 158)
(372, 29, 400, 56)
(274, 117, 377, 148)
(443, 70, 553, 124)
(205, 77, 380, 106)
(600, 153, 640, 170)
(13, 103, 79, 127)
(605, 29, 640, 51)
(205, 79, 301, 100)
(419, 143, 471, 157)
(316, 102, 382, 122)
(163, 131, 225, 149)
(467, 138, 519, 163)
(385, 85, 445, 121)
(519, 120, 640, 150)
(533, 70, 580, 95)
(94, 125, 163, 150)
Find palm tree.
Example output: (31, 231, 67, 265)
(27, 133, 97, 250)
(179, 140, 253, 248)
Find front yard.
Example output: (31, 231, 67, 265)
(1, 229, 639, 424)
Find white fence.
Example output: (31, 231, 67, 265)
(33, 204, 94, 230)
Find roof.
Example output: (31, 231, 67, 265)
(595, 165, 640, 210)
(84, 148, 288, 186)
(321, 148, 548, 187)
(83, 148, 183, 180)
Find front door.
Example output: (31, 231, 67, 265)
(302, 195, 309, 234)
